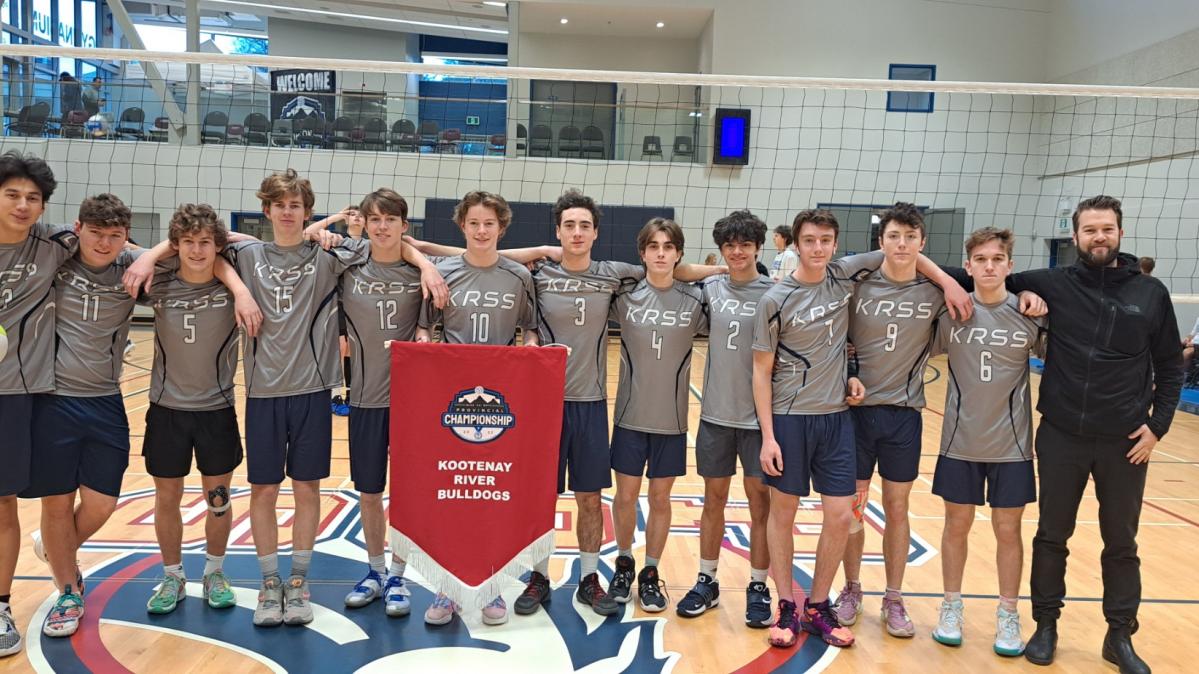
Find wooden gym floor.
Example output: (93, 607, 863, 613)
(2, 324, 1197, 673)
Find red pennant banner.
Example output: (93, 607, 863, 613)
(388, 341, 566, 608)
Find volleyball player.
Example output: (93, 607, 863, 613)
(0, 151, 75, 657)
(769, 225, 798, 281)
(675, 210, 775, 627)
(605, 218, 708, 613)
(928, 227, 1045, 657)
(338, 188, 427, 618)
(418, 190, 538, 627)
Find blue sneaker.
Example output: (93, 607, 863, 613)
(344, 569, 383, 608)
(383, 575, 411, 617)
(331, 395, 350, 416)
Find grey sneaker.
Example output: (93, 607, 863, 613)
(283, 575, 314, 625)
(0, 609, 23, 657)
(253, 576, 284, 627)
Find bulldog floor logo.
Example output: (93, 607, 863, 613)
(441, 386, 516, 443)
(28, 488, 932, 673)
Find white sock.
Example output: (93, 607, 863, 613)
(945, 591, 963, 604)
(534, 557, 550, 576)
(368, 554, 387, 577)
(164, 563, 185, 579)
(258, 553, 279, 580)
(750, 567, 769, 584)
(389, 557, 406, 579)
(699, 558, 718, 577)
(618, 548, 633, 560)
(204, 554, 224, 577)
(580, 551, 599, 578)
(644, 556, 659, 569)
(291, 550, 313, 578)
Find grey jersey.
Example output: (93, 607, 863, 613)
(53, 249, 143, 396)
(144, 259, 239, 411)
(533, 260, 644, 401)
(752, 253, 882, 415)
(419, 255, 537, 345)
(700, 274, 774, 429)
(0, 223, 78, 394)
(933, 293, 1047, 462)
(340, 258, 425, 408)
(224, 238, 369, 398)
(611, 280, 708, 435)
(849, 269, 946, 408)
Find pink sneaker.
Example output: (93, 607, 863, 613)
(834, 582, 863, 626)
(801, 599, 855, 647)
(881, 595, 915, 638)
(424, 593, 459, 626)
(481, 595, 508, 625)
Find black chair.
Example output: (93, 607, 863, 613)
(515, 123, 527, 154)
(391, 119, 418, 152)
(147, 116, 170, 142)
(329, 116, 356, 148)
(417, 120, 439, 151)
(529, 124, 553, 157)
(243, 113, 270, 146)
(59, 109, 90, 139)
(200, 111, 228, 144)
(7, 102, 51, 137)
(437, 128, 461, 154)
(672, 135, 695, 161)
(581, 125, 605, 159)
(295, 115, 326, 148)
(362, 117, 387, 151)
(270, 118, 294, 146)
(557, 125, 582, 157)
(641, 135, 663, 160)
(114, 107, 145, 140)
(486, 133, 506, 156)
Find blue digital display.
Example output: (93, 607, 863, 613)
(713, 108, 750, 165)
(719, 117, 746, 159)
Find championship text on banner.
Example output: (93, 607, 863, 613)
(387, 341, 566, 609)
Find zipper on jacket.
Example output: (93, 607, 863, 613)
(1079, 266, 1106, 435)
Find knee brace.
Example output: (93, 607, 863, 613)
(207, 485, 231, 517)
(849, 488, 868, 534)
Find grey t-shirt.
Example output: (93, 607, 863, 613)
(849, 268, 946, 408)
(933, 292, 1047, 462)
(340, 258, 425, 408)
(0, 222, 78, 394)
(419, 255, 537, 345)
(611, 279, 708, 435)
(752, 252, 883, 415)
(53, 249, 144, 396)
(700, 274, 774, 429)
(533, 259, 643, 401)
(224, 238, 369, 398)
(144, 260, 239, 411)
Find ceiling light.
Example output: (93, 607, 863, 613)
(205, 0, 508, 35)
(560, 17, 569, 24)
(656, 21, 665, 28)
(482, 2, 506, 7)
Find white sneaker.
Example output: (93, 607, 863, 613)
(994, 606, 1025, 656)
(932, 599, 964, 646)
(31, 531, 47, 564)
(0, 609, 23, 657)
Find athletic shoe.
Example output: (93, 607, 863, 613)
(42, 589, 84, 638)
(204, 570, 237, 609)
(383, 575, 411, 617)
(881, 594, 915, 637)
(932, 599, 964, 646)
(331, 394, 350, 417)
(344, 570, 384, 608)
(994, 606, 1025, 656)
(31, 532, 86, 595)
(745, 581, 774, 628)
(514, 571, 551, 615)
(833, 581, 863, 626)
(124, 339, 135, 359)
(676, 573, 719, 617)
(283, 575, 314, 625)
(801, 599, 855, 647)
(768, 599, 800, 648)
(146, 573, 186, 614)
(576, 572, 619, 616)
(424, 593, 459, 626)
(0, 609, 23, 657)
(605, 555, 635, 604)
(481, 596, 508, 626)
(253, 576, 284, 627)
(637, 566, 668, 613)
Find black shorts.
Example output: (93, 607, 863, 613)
(349, 406, 389, 494)
(851, 405, 922, 482)
(0, 394, 34, 497)
(557, 400, 612, 493)
(143, 403, 243, 478)
(695, 420, 764, 479)
(932, 455, 1036, 508)
(23, 394, 130, 498)
(764, 411, 856, 498)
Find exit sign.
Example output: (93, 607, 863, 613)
(466, 116, 481, 126)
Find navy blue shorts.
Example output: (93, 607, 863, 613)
(349, 406, 389, 494)
(610, 426, 686, 479)
(558, 401, 612, 493)
(851, 405, 922, 482)
(245, 391, 333, 485)
(765, 411, 856, 498)
(932, 455, 1036, 508)
(0, 394, 34, 497)
(23, 394, 130, 498)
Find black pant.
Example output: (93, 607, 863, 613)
(1031, 420, 1148, 628)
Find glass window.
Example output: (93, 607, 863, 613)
(80, 0, 96, 48)
(887, 64, 936, 113)
(60, 0, 74, 44)
(32, 0, 50, 40)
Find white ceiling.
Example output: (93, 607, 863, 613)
(518, 2, 712, 39)
(192, 0, 511, 41)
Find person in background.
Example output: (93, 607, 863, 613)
(59, 73, 82, 116)
(768, 225, 798, 281)
(1138, 256, 1154, 276)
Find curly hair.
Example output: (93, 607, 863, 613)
(713, 210, 767, 248)
(168, 203, 228, 249)
(553, 189, 601, 229)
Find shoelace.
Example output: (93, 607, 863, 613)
(384, 577, 409, 598)
(582, 579, 606, 601)
(520, 576, 548, 599)
(485, 596, 505, 609)
(940, 604, 962, 628)
(0, 611, 16, 634)
(997, 611, 1020, 637)
(611, 569, 632, 592)
(352, 573, 382, 595)
(208, 572, 232, 593)
(815, 602, 843, 628)
(155, 576, 183, 600)
(432, 594, 456, 609)
(776, 604, 798, 630)
(642, 578, 669, 602)
(884, 598, 910, 625)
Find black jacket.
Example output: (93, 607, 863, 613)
(1006, 253, 1184, 439)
